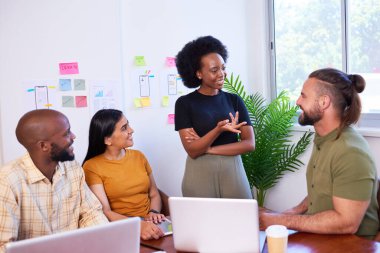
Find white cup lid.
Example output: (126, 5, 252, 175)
(265, 225, 288, 238)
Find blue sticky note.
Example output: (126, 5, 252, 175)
(59, 79, 72, 91)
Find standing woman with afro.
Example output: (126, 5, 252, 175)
(174, 36, 255, 198)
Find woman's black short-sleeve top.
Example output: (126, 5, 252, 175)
(174, 90, 252, 147)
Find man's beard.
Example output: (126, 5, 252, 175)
(298, 106, 323, 126)
(50, 143, 75, 162)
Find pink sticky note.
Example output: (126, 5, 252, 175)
(59, 62, 79, 75)
(168, 114, 175, 124)
(75, 96, 87, 107)
(165, 57, 176, 68)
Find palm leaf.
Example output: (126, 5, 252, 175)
(224, 73, 314, 206)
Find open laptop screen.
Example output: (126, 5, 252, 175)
(169, 197, 260, 253)
(6, 218, 140, 253)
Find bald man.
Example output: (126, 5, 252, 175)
(0, 109, 108, 251)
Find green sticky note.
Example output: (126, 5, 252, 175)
(162, 96, 169, 107)
(134, 56, 146, 66)
(74, 79, 86, 90)
(62, 96, 75, 107)
(134, 98, 142, 108)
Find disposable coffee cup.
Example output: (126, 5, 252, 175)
(265, 225, 288, 253)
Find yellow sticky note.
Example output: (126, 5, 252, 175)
(140, 97, 151, 107)
(134, 56, 146, 66)
(162, 96, 169, 107)
(134, 98, 142, 108)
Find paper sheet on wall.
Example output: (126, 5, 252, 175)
(34, 86, 51, 109)
(23, 79, 91, 110)
(23, 80, 59, 110)
(130, 68, 158, 108)
(158, 70, 193, 107)
(90, 81, 120, 115)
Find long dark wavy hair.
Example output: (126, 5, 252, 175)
(83, 109, 123, 165)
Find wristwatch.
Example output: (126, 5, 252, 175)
(148, 209, 160, 214)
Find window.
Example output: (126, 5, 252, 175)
(270, 0, 380, 126)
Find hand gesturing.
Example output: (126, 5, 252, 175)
(218, 111, 247, 133)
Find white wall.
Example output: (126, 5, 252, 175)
(0, 0, 122, 164)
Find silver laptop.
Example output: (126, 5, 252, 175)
(169, 197, 261, 253)
(6, 218, 140, 253)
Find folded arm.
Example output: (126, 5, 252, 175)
(207, 125, 255, 156)
(179, 112, 249, 159)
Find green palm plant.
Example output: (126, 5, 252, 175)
(224, 73, 313, 207)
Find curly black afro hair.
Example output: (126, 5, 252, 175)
(175, 36, 228, 88)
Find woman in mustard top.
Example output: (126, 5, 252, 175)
(83, 109, 165, 240)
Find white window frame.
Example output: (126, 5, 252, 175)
(268, 0, 380, 129)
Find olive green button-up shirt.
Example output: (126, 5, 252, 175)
(306, 127, 379, 237)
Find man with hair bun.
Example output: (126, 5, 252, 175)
(260, 68, 379, 239)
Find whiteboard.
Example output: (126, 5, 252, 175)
(0, 0, 255, 196)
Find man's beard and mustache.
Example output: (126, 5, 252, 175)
(50, 142, 75, 162)
(298, 104, 323, 126)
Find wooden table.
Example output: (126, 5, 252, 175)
(140, 232, 380, 253)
